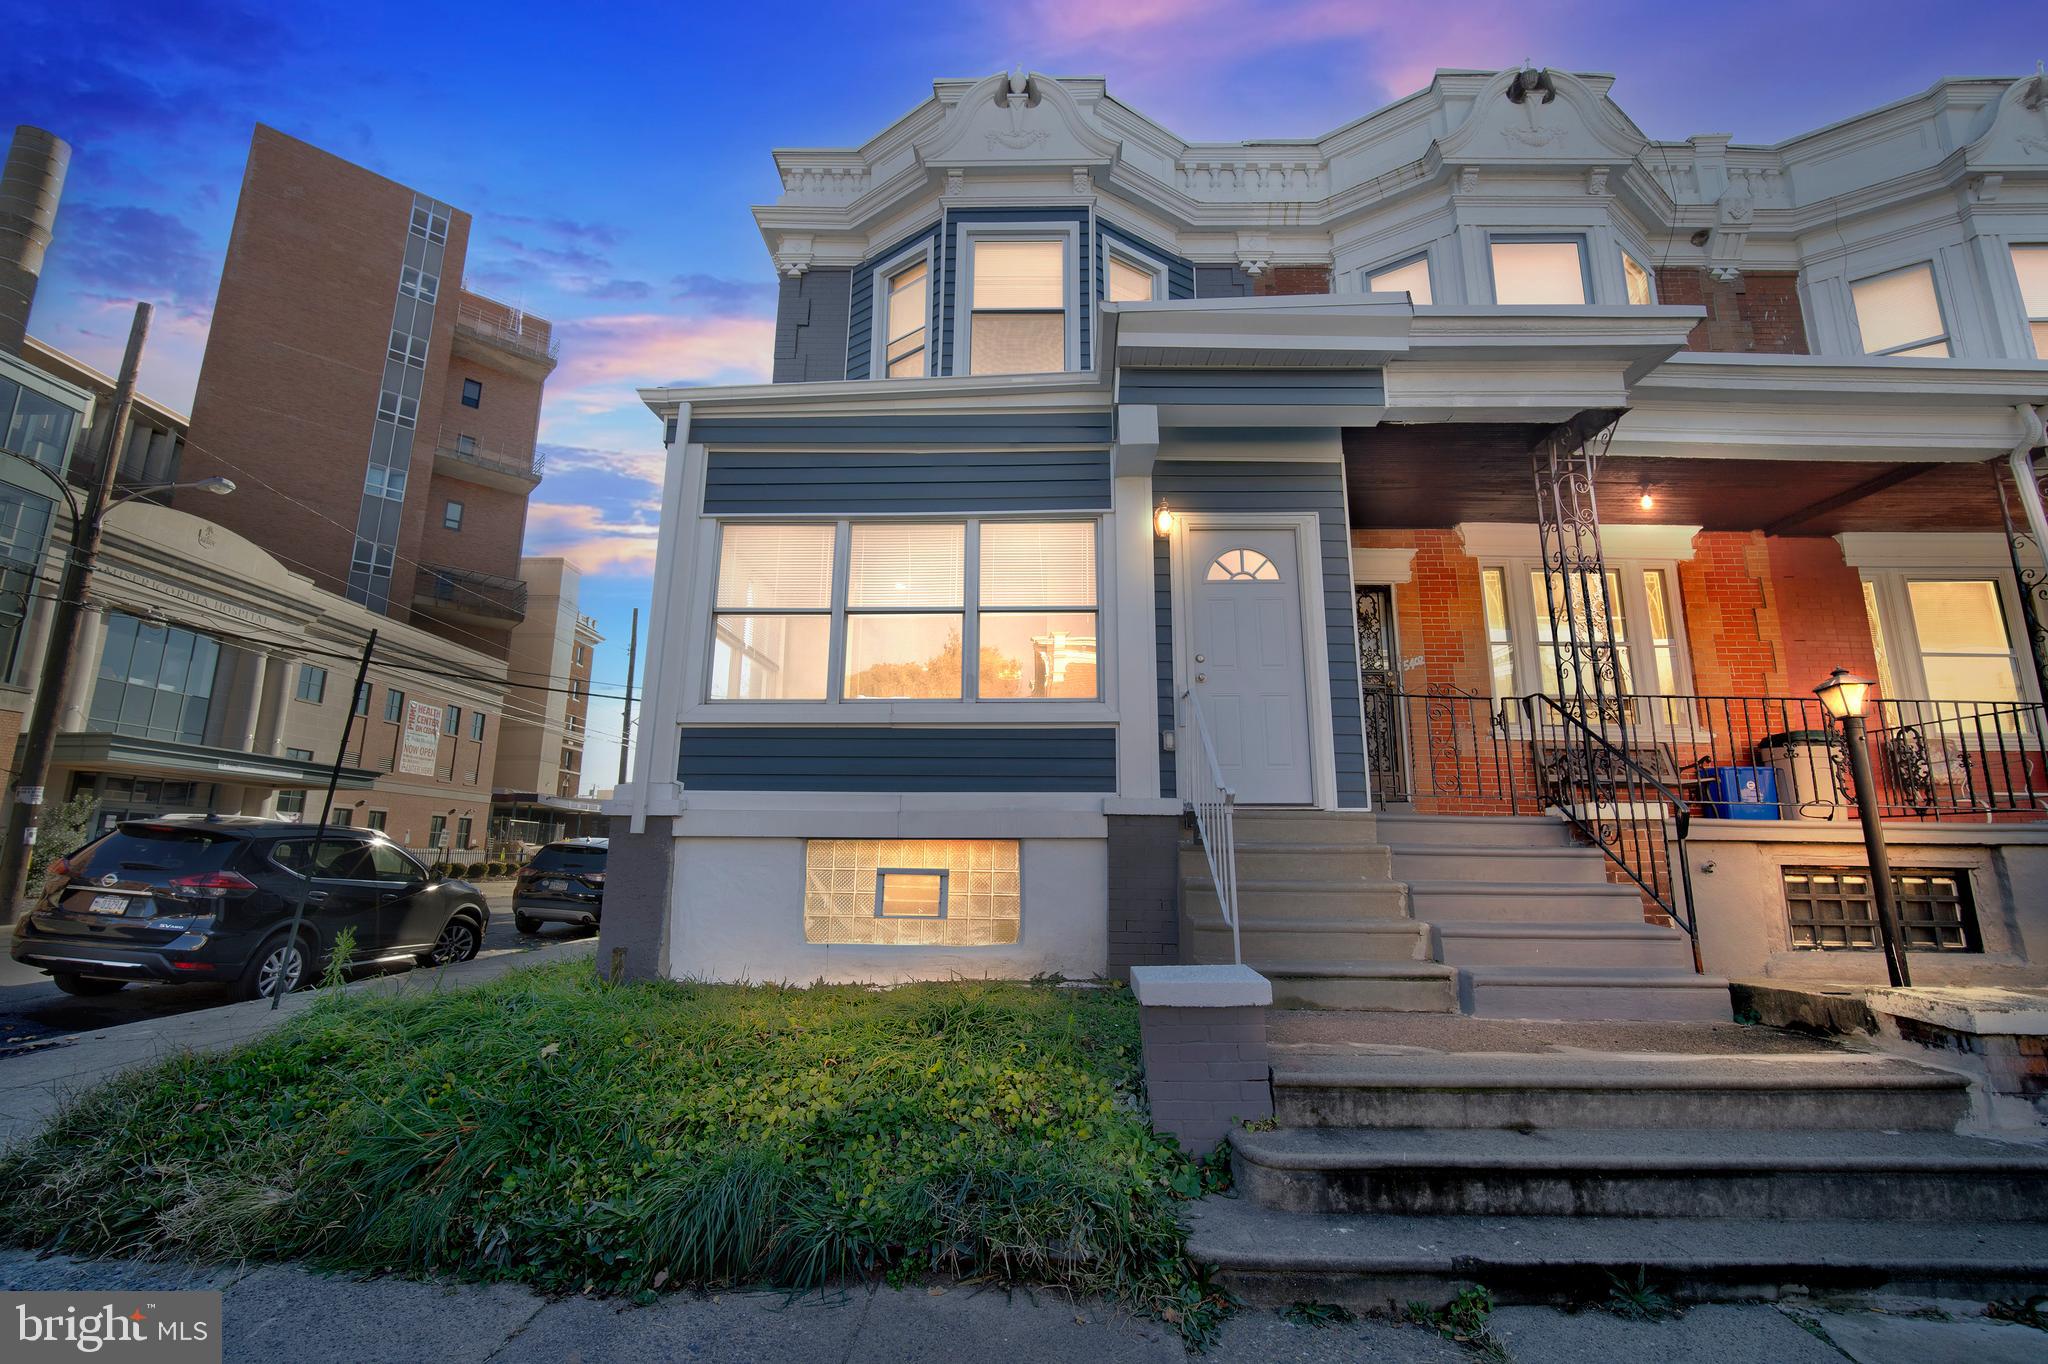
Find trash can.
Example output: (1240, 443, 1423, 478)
(1701, 764, 1779, 819)
(1757, 730, 1847, 821)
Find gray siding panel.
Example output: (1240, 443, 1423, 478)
(1118, 368, 1384, 407)
(703, 450, 1111, 514)
(771, 269, 852, 383)
(846, 223, 941, 381)
(1195, 264, 1254, 298)
(692, 411, 1112, 447)
(679, 727, 1116, 792)
(1151, 461, 1366, 807)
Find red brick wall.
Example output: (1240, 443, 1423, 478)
(1654, 268, 1808, 354)
(1253, 266, 1331, 296)
(1766, 536, 1880, 696)
(1676, 532, 1789, 696)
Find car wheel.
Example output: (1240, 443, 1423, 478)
(423, 914, 481, 966)
(51, 973, 127, 997)
(238, 933, 309, 1002)
(514, 912, 541, 935)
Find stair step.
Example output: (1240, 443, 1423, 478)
(1433, 921, 1698, 970)
(1459, 965, 1732, 1022)
(1184, 877, 1410, 920)
(1188, 918, 1429, 962)
(1229, 1126, 2048, 1221)
(1374, 811, 1576, 848)
(1256, 962, 1460, 1013)
(1229, 811, 1382, 845)
(1389, 843, 1610, 885)
(1405, 880, 1647, 923)
(1270, 1052, 1972, 1130)
(1184, 1200, 2048, 1308)
(1182, 841, 1393, 881)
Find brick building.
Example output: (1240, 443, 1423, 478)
(491, 555, 606, 849)
(177, 125, 554, 661)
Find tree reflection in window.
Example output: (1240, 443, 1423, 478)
(1206, 549, 1280, 582)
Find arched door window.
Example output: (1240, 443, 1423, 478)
(1205, 548, 1281, 582)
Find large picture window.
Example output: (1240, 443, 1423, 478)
(708, 519, 1099, 705)
(1489, 236, 1589, 305)
(88, 612, 222, 744)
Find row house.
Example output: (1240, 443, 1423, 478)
(611, 66, 2048, 1016)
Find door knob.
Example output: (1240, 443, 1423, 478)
(1195, 654, 1206, 663)
(1196, 673, 1207, 683)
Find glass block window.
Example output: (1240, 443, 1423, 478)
(804, 839, 1020, 946)
(1782, 866, 1980, 951)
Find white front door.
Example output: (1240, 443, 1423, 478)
(1186, 526, 1314, 805)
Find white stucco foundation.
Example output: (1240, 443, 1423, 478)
(665, 834, 1109, 983)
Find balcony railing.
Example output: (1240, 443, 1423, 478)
(1369, 688, 2048, 824)
(434, 427, 545, 484)
(415, 562, 529, 624)
(453, 296, 561, 365)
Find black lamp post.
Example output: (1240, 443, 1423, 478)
(1813, 668, 1911, 988)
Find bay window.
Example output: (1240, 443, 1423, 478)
(1488, 236, 1589, 305)
(2012, 245, 2048, 359)
(879, 254, 930, 378)
(1106, 250, 1162, 303)
(708, 519, 1100, 705)
(963, 234, 1070, 375)
(1622, 250, 1655, 306)
(1850, 263, 1949, 357)
(1366, 253, 1432, 304)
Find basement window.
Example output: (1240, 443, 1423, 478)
(804, 839, 1019, 945)
(1781, 866, 1980, 952)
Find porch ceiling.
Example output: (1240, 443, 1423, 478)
(1344, 423, 2008, 534)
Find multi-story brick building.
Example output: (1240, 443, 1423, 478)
(177, 124, 554, 661)
(613, 66, 2048, 1010)
(491, 555, 606, 848)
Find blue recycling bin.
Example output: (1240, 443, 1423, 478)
(1703, 764, 1779, 819)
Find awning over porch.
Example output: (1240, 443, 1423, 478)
(51, 731, 379, 792)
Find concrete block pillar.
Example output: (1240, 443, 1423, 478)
(1130, 964, 1274, 1153)
(594, 813, 673, 983)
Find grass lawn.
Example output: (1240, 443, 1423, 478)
(0, 962, 1229, 1339)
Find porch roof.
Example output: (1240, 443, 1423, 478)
(1344, 422, 2016, 534)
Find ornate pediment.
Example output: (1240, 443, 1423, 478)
(1434, 67, 1648, 167)
(913, 68, 1121, 173)
(1964, 67, 2048, 169)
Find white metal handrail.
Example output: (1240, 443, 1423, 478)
(1181, 688, 1242, 965)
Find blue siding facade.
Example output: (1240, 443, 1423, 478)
(703, 449, 1111, 515)
(1151, 461, 1367, 808)
(679, 727, 1116, 792)
(846, 222, 942, 381)
(939, 208, 1092, 376)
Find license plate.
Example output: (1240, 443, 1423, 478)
(540, 878, 566, 892)
(87, 893, 131, 914)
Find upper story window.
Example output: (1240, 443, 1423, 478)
(1850, 263, 1949, 357)
(1107, 249, 1163, 303)
(2013, 245, 2048, 359)
(1489, 236, 1590, 305)
(709, 519, 1099, 703)
(0, 374, 81, 471)
(1366, 254, 1432, 304)
(296, 664, 327, 704)
(443, 500, 464, 530)
(880, 255, 930, 378)
(963, 233, 1071, 375)
(384, 688, 404, 723)
(91, 613, 223, 744)
(444, 704, 463, 736)
(1621, 250, 1655, 306)
(461, 378, 483, 408)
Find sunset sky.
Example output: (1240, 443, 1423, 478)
(3, 0, 2035, 785)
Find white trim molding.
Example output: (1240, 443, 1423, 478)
(1455, 521, 1703, 562)
(1350, 546, 1416, 584)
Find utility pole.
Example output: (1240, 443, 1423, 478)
(0, 302, 149, 922)
(272, 629, 376, 1006)
(617, 606, 637, 787)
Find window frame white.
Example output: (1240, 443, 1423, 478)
(952, 221, 1083, 377)
(1477, 555, 1698, 714)
(1620, 248, 1657, 306)
(1858, 568, 2040, 711)
(696, 512, 1113, 722)
(1364, 251, 1433, 304)
(1485, 233, 1593, 306)
(1848, 260, 1952, 358)
(867, 238, 936, 380)
(1103, 241, 1167, 305)
(2011, 243, 2048, 360)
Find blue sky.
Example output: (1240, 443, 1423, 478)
(3, 0, 2037, 786)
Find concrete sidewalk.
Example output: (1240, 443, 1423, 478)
(3, 1250, 2042, 1363)
(0, 937, 595, 1148)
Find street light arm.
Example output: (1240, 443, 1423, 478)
(106, 476, 236, 510)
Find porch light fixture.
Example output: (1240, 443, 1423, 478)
(1637, 489, 1656, 511)
(1154, 500, 1174, 536)
(1812, 667, 1911, 987)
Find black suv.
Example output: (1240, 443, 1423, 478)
(512, 838, 607, 934)
(11, 817, 490, 1000)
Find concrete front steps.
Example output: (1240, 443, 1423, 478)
(1181, 811, 1460, 1013)
(1189, 1017, 2048, 1306)
(1382, 809, 1731, 1022)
